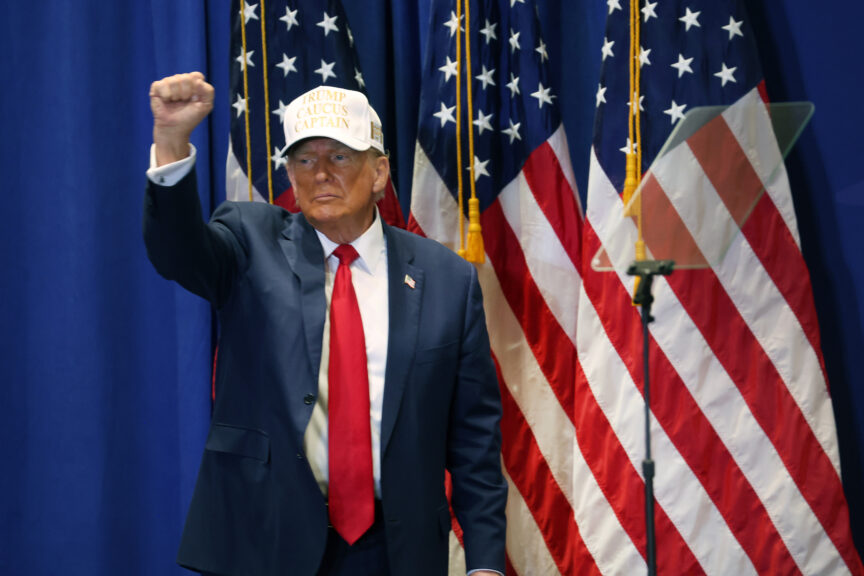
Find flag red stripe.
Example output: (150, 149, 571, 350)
(688, 115, 764, 225)
(640, 175, 710, 267)
(685, 123, 860, 571)
(741, 197, 828, 380)
(636, 143, 857, 561)
(572, 357, 704, 574)
(406, 213, 425, 237)
(661, 242, 855, 571)
(687, 118, 829, 383)
(495, 357, 597, 576)
(668, 265, 857, 571)
(377, 178, 406, 229)
(521, 141, 584, 268)
(482, 201, 702, 572)
(480, 199, 576, 422)
(411, 200, 584, 573)
(504, 555, 516, 576)
(581, 220, 802, 574)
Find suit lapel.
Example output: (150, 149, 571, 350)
(279, 214, 327, 383)
(381, 225, 423, 455)
(279, 217, 420, 454)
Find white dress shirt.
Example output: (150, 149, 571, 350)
(305, 217, 389, 498)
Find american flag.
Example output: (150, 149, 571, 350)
(580, 0, 863, 574)
(228, 0, 404, 226)
(408, 0, 584, 573)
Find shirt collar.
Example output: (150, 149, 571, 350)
(314, 208, 385, 275)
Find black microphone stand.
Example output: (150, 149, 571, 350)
(626, 259, 674, 576)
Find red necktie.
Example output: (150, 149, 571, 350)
(327, 244, 374, 545)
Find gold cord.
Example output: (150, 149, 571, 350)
(462, 0, 484, 263)
(240, 0, 254, 201)
(455, 0, 466, 257)
(260, 0, 274, 204)
(626, 0, 646, 296)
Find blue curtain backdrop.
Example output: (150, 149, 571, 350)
(1, 1, 862, 574)
(0, 2, 217, 574)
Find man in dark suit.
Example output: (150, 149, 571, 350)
(144, 72, 507, 576)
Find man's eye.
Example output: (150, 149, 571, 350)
(333, 154, 347, 161)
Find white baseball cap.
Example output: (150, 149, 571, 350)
(280, 86, 384, 155)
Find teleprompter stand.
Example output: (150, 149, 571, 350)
(591, 97, 813, 575)
(627, 259, 674, 576)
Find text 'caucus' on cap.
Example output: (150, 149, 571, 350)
(281, 86, 384, 155)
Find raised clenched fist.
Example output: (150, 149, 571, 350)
(149, 72, 215, 166)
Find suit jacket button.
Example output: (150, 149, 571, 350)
(304, 393, 315, 405)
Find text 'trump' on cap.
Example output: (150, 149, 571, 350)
(281, 86, 384, 155)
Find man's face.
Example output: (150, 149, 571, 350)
(286, 138, 389, 244)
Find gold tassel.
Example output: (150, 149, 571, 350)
(631, 237, 646, 301)
(464, 197, 485, 263)
(622, 152, 641, 218)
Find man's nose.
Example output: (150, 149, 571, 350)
(314, 159, 332, 181)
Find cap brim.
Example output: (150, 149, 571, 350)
(282, 132, 376, 156)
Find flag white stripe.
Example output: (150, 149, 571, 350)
(584, 152, 641, 285)
(722, 90, 801, 247)
(498, 172, 580, 344)
(547, 125, 581, 211)
(415, 146, 579, 504)
(567, 304, 650, 575)
(411, 144, 462, 247)
(226, 140, 267, 203)
(586, 131, 849, 572)
(587, 148, 841, 574)
(650, 270, 841, 574)
(722, 96, 840, 472)
(479, 258, 576, 505)
(649, 150, 846, 570)
(648, 97, 840, 475)
(413, 139, 588, 575)
(659, 141, 840, 475)
(570, 444, 646, 576)
(502, 467, 559, 575)
(577, 277, 757, 575)
(448, 531, 467, 576)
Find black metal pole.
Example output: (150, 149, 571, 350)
(627, 259, 673, 576)
(641, 297, 657, 576)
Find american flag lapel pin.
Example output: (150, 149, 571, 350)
(404, 274, 416, 289)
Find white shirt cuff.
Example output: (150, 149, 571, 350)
(146, 143, 196, 186)
(467, 570, 504, 576)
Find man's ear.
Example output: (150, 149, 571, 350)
(285, 161, 298, 198)
(371, 155, 390, 197)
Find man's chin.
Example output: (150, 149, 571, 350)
(304, 209, 348, 233)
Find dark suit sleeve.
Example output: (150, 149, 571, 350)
(447, 264, 508, 573)
(143, 168, 246, 308)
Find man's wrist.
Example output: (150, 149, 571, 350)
(147, 144, 196, 186)
(153, 127, 192, 166)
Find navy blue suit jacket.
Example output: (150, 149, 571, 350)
(143, 170, 507, 576)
